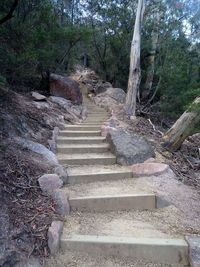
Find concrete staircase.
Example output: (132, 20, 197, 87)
(56, 97, 189, 266)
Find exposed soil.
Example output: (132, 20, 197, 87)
(0, 84, 83, 265)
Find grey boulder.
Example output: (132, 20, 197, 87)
(106, 129, 155, 165)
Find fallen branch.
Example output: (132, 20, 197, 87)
(148, 118, 163, 136)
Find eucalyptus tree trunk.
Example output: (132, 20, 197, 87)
(125, 0, 145, 116)
(163, 97, 200, 151)
(142, 11, 160, 99)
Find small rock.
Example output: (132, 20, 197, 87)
(38, 174, 63, 195)
(48, 221, 63, 255)
(53, 189, 70, 216)
(130, 162, 170, 177)
(14, 257, 41, 267)
(54, 165, 68, 184)
(101, 125, 116, 138)
(31, 92, 46, 101)
(144, 158, 157, 163)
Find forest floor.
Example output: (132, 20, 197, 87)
(127, 114, 200, 191)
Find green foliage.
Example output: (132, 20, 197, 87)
(0, 75, 7, 86)
(0, 0, 199, 118)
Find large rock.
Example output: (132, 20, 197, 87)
(48, 221, 63, 255)
(106, 129, 155, 165)
(38, 174, 63, 195)
(50, 74, 83, 105)
(15, 138, 58, 166)
(49, 96, 84, 122)
(102, 87, 126, 103)
(94, 81, 112, 95)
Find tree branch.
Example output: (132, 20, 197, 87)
(0, 0, 19, 25)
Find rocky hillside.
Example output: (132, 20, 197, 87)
(0, 75, 85, 266)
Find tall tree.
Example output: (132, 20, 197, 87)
(142, 4, 160, 99)
(124, 0, 145, 116)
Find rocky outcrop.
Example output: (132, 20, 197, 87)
(50, 74, 83, 105)
(101, 87, 126, 103)
(106, 129, 155, 165)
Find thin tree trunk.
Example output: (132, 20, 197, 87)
(142, 11, 160, 99)
(125, 0, 145, 116)
(0, 0, 19, 25)
(163, 97, 200, 151)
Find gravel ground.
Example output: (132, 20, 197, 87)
(46, 251, 187, 267)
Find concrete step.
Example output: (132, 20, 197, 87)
(69, 193, 156, 212)
(64, 125, 101, 131)
(57, 136, 106, 144)
(59, 130, 101, 137)
(61, 235, 188, 265)
(67, 165, 133, 184)
(58, 152, 116, 165)
(57, 143, 110, 154)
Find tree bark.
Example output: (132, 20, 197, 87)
(162, 97, 200, 151)
(142, 13, 160, 100)
(124, 0, 145, 116)
(0, 0, 19, 25)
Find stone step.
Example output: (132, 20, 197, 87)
(81, 122, 103, 126)
(57, 143, 110, 154)
(69, 193, 156, 212)
(57, 152, 116, 165)
(59, 130, 101, 137)
(61, 235, 188, 265)
(64, 125, 101, 131)
(84, 120, 106, 123)
(86, 116, 109, 121)
(67, 165, 133, 184)
(87, 112, 108, 115)
(86, 114, 108, 116)
(57, 136, 106, 144)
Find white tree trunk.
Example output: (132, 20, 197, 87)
(143, 12, 160, 99)
(163, 97, 200, 151)
(125, 0, 145, 116)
